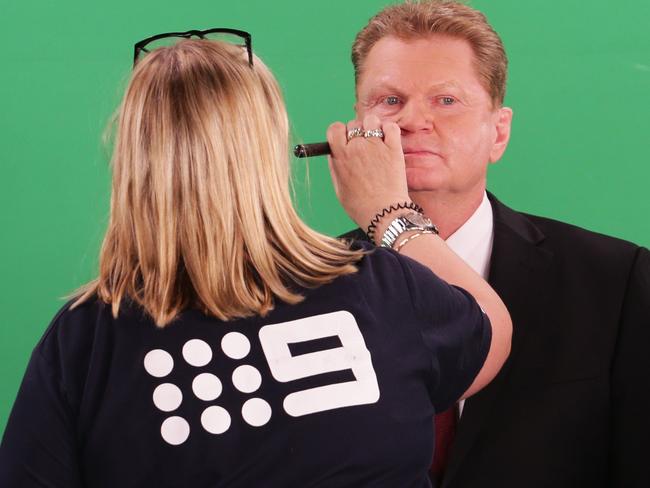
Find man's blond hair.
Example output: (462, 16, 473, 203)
(75, 39, 362, 326)
(352, 0, 508, 106)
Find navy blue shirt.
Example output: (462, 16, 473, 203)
(0, 246, 490, 487)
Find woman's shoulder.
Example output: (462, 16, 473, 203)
(37, 295, 149, 367)
(349, 239, 402, 266)
(338, 240, 450, 312)
(349, 240, 440, 286)
(36, 297, 105, 360)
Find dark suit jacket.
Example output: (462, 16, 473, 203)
(341, 193, 650, 487)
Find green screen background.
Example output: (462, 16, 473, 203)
(1, 0, 648, 434)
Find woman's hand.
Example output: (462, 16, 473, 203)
(326, 114, 411, 230)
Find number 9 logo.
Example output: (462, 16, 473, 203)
(259, 310, 381, 417)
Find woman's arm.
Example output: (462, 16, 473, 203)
(326, 116, 512, 399)
(0, 347, 83, 487)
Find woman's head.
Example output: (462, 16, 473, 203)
(121, 39, 291, 219)
(80, 38, 360, 326)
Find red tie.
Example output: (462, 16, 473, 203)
(430, 406, 458, 482)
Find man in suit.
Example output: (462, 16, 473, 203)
(334, 1, 650, 486)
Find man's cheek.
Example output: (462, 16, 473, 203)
(363, 105, 397, 121)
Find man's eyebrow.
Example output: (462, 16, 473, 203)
(364, 81, 469, 97)
(363, 82, 405, 97)
(428, 81, 468, 96)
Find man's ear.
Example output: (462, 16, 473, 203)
(489, 107, 513, 163)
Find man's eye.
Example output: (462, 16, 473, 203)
(384, 96, 400, 105)
(439, 96, 456, 106)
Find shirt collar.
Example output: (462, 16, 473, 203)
(445, 192, 494, 279)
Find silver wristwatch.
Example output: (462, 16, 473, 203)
(380, 212, 439, 248)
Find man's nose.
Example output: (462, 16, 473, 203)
(397, 100, 434, 133)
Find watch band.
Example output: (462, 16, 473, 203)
(380, 212, 438, 248)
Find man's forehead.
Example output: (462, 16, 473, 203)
(365, 34, 475, 65)
(355, 35, 484, 97)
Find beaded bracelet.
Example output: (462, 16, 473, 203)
(366, 201, 424, 241)
(394, 230, 437, 253)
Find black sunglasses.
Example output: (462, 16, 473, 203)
(133, 28, 253, 67)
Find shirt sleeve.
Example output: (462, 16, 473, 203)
(0, 314, 84, 487)
(396, 254, 492, 412)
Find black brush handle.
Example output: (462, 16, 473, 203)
(293, 142, 331, 158)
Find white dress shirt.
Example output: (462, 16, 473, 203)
(444, 191, 494, 415)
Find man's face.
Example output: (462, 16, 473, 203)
(355, 34, 512, 196)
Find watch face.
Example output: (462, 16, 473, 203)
(405, 212, 433, 227)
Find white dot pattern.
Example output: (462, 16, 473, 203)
(192, 373, 223, 401)
(144, 349, 174, 378)
(201, 406, 231, 434)
(146, 331, 277, 446)
(183, 339, 212, 367)
(232, 365, 262, 393)
(221, 332, 251, 359)
(161, 416, 190, 445)
(242, 398, 272, 427)
(153, 383, 183, 412)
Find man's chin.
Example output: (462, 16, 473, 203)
(405, 180, 446, 193)
(405, 168, 447, 193)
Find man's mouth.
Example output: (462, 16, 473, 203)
(403, 148, 439, 157)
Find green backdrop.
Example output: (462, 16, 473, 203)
(1, 0, 648, 435)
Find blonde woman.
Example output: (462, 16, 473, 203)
(0, 29, 511, 487)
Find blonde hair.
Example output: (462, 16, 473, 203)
(75, 39, 362, 326)
(352, 0, 508, 107)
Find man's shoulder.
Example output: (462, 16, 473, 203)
(494, 196, 646, 271)
(527, 210, 638, 250)
(526, 211, 637, 249)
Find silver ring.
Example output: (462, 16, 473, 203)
(364, 129, 384, 139)
(347, 127, 364, 141)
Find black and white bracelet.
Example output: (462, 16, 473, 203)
(366, 201, 424, 241)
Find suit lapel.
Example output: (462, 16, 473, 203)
(441, 194, 554, 487)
